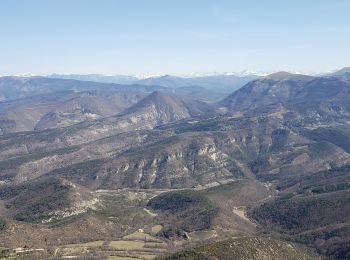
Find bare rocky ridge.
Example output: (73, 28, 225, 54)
(218, 73, 350, 113)
(0, 89, 147, 134)
(34, 91, 147, 130)
(0, 76, 218, 134)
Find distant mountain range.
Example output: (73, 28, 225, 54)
(47, 67, 350, 93)
(49, 73, 139, 84)
(49, 73, 260, 94)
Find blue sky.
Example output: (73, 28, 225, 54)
(0, 0, 349, 75)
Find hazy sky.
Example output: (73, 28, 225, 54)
(1, 0, 349, 75)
